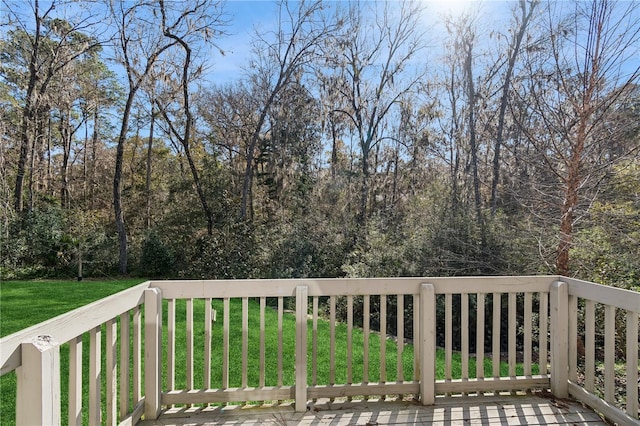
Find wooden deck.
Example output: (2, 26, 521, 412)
(141, 393, 609, 425)
(3, 277, 637, 425)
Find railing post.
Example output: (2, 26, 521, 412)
(420, 283, 436, 405)
(16, 335, 61, 425)
(144, 287, 163, 420)
(295, 285, 308, 412)
(550, 281, 568, 398)
(626, 310, 639, 419)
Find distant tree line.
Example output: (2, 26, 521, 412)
(1, 0, 639, 292)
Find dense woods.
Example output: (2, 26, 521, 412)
(1, 0, 639, 290)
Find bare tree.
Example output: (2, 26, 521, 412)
(2, 0, 103, 212)
(237, 0, 335, 221)
(458, 15, 483, 227)
(490, 0, 538, 214)
(328, 0, 426, 227)
(108, 0, 224, 273)
(517, 0, 640, 275)
(157, 0, 227, 235)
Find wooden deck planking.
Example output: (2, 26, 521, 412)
(141, 394, 609, 425)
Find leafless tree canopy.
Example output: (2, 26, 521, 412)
(1, 0, 638, 282)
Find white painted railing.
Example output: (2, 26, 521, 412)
(562, 278, 640, 425)
(1, 276, 638, 425)
(0, 282, 153, 425)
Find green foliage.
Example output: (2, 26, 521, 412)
(258, 215, 349, 279)
(572, 162, 640, 290)
(1, 202, 72, 278)
(341, 215, 407, 278)
(1, 1, 637, 290)
(1, 201, 118, 280)
(181, 222, 257, 279)
(138, 230, 175, 278)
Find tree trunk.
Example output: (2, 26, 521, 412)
(330, 114, 338, 179)
(491, 0, 536, 215)
(556, 109, 588, 276)
(240, 103, 274, 222)
(14, 4, 42, 213)
(145, 102, 155, 230)
(60, 113, 71, 209)
(556, 157, 580, 276)
(358, 150, 369, 227)
(16, 96, 36, 213)
(114, 90, 137, 275)
(89, 109, 98, 210)
(464, 39, 482, 227)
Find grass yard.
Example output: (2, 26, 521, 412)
(0, 279, 146, 337)
(0, 280, 537, 425)
(0, 279, 145, 425)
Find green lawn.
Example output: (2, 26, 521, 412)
(0, 279, 145, 425)
(0, 279, 146, 337)
(0, 280, 537, 425)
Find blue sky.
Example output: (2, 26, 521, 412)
(210, 1, 281, 84)
(0, 0, 524, 86)
(207, 0, 514, 85)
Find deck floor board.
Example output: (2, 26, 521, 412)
(141, 394, 609, 425)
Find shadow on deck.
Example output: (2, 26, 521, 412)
(141, 393, 608, 425)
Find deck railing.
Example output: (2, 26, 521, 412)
(0, 276, 638, 425)
(0, 282, 152, 425)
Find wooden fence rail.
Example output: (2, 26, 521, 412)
(1, 276, 638, 425)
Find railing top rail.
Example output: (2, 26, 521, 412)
(149, 276, 558, 299)
(0, 281, 151, 376)
(563, 277, 640, 313)
(5, 275, 633, 377)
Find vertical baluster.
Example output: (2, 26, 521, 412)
(186, 298, 194, 393)
(445, 293, 452, 382)
(397, 294, 404, 384)
(363, 295, 370, 384)
(133, 306, 142, 403)
(260, 297, 266, 388)
(524, 292, 532, 377)
(380, 295, 387, 384)
(550, 281, 568, 398)
(347, 295, 353, 385)
(143, 287, 163, 420)
(492, 293, 501, 381)
(222, 298, 230, 389)
(584, 300, 595, 392)
(329, 295, 336, 386)
(242, 297, 249, 388)
(89, 325, 101, 426)
(204, 298, 212, 390)
(461, 293, 469, 387)
(508, 293, 516, 378)
(626, 310, 639, 418)
(120, 312, 130, 418)
(413, 294, 420, 382)
(312, 296, 319, 387)
(604, 304, 615, 402)
(568, 294, 578, 383)
(295, 286, 308, 412)
(167, 299, 175, 391)
(278, 297, 284, 387)
(476, 293, 485, 381)
(420, 284, 436, 405)
(539, 292, 548, 376)
(106, 318, 117, 425)
(68, 335, 82, 426)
